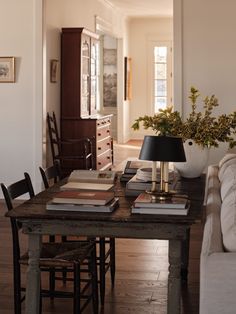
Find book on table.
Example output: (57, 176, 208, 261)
(46, 197, 119, 212)
(123, 160, 153, 175)
(131, 204, 190, 215)
(68, 170, 116, 184)
(134, 193, 188, 209)
(60, 181, 113, 191)
(126, 174, 153, 191)
(51, 190, 115, 206)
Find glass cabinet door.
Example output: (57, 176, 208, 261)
(81, 36, 90, 117)
(90, 38, 99, 116)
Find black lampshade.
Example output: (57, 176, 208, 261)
(139, 135, 186, 162)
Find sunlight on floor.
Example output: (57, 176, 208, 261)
(113, 140, 142, 169)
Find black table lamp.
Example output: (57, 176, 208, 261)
(139, 135, 186, 199)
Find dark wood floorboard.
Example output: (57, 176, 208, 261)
(0, 200, 203, 314)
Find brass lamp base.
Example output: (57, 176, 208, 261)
(145, 189, 177, 201)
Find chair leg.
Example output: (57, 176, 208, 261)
(91, 245, 99, 314)
(49, 268, 55, 300)
(99, 237, 106, 307)
(39, 286, 43, 314)
(74, 262, 81, 314)
(62, 236, 68, 284)
(14, 262, 22, 314)
(110, 237, 116, 287)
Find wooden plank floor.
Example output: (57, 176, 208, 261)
(0, 140, 204, 313)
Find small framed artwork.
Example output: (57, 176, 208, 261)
(124, 57, 132, 100)
(50, 59, 59, 83)
(0, 57, 15, 83)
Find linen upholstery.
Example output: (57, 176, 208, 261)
(218, 153, 236, 182)
(200, 160, 236, 314)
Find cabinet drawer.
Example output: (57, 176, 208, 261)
(97, 117, 111, 127)
(97, 150, 112, 170)
(97, 137, 111, 155)
(97, 125, 111, 139)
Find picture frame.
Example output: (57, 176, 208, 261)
(0, 57, 15, 83)
(124, 57, 132, 100)
(50, 59, 59, 83)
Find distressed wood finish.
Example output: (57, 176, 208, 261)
(26, 234, 41, 314)
(6, 174, 205, 314)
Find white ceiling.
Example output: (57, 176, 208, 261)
(106, 0, 173, 17)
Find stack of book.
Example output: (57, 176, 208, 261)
(131, 193, 190, 215)
(125, 170, 177, 196)
(125, 174, 153, 196)
(46, 190, 119, 213)
(120, 160, 152, 182)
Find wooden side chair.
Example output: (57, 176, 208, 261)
(1, 172, 98, 314)
(39, 163, 116, 306)
(39, 159, 62, 189)
(47, 112, 94, 176)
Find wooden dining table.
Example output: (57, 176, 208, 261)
(6, 174, 205, 314)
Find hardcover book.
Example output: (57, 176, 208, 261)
(68, 170, 116, 184)
(134, 193, 189, 209)
(52, 190, 115, 206)
(131, 204, 190, 216)
(60, 181, 113, 191)
(126, 174, 153, 191)
(46, 197, 119, 212)
(123, 160, 152, 174)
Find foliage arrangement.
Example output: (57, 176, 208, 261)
(132, 87, 236, 148)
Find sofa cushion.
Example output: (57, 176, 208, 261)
(218, 153, 236, 182)
(221, 188, 236, 251)
(201, 211, 223, 256)
(220, 163, 236, 200)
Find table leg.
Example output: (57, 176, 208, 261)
(168, 240, 181, 314)
(181, 228, 190, 282)
(25, 234, 41, 314)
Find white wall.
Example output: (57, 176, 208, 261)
(182, 0, 236, 164)
(0, 0, 43, 193)
(118, 18, 131, 144)
(129, 17, 173, 140)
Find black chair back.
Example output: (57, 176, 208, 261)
(47, 111, 94, 176)
(39, 160, 62, 189)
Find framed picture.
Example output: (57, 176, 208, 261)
(124, 57, 132, 100)
(50, 59, 59, 83)
(0, 57, 15, 83)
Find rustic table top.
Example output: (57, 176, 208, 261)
(6, 174, 205, 225)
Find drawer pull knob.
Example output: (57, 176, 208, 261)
(98, 162, 101, 165)
(107, 156, 110, 159)
(107, 143, 110, 146)
(98, 147, 101, 150)
(98, 133, 101, 136)
(107, 130, 110, 133)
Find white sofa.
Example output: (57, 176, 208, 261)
(200, 154, 236, 314)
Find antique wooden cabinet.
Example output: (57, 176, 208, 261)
(61, 28, 113, 172)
